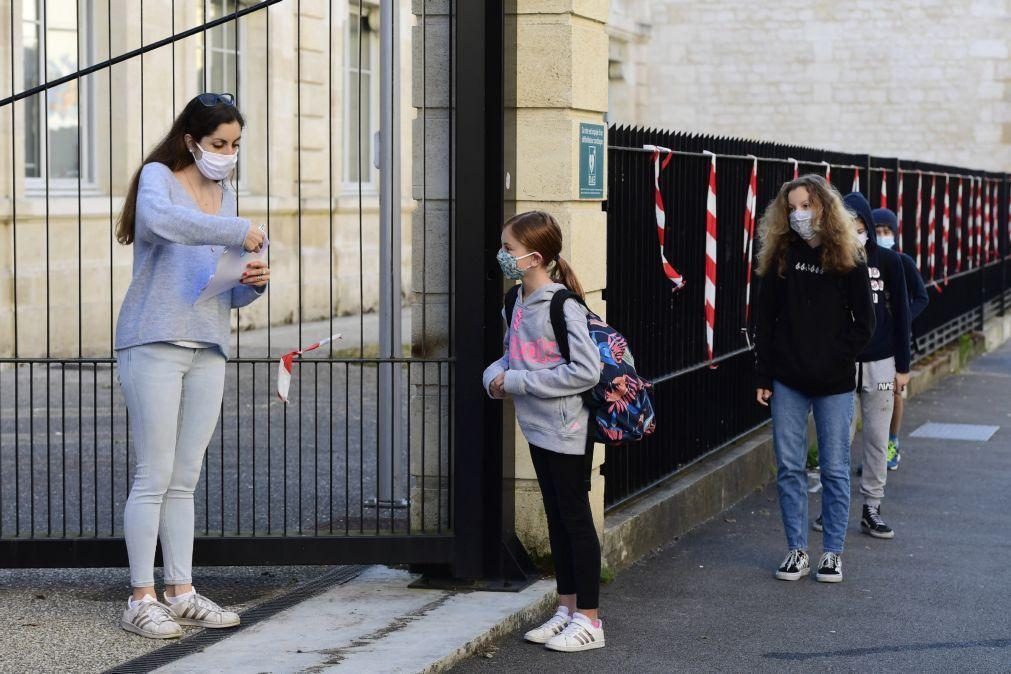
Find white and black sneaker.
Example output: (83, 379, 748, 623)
(860, 504, 895, 539)
(165, 590, 240, 628)
(774, 549, 810, 581)
(524, 607, 571, 644)
(815, 552, 843, 583)
(121, 596, 183, 639)
(544, 612, 605, 652)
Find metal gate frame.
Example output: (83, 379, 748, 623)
(1, 0, 530, 583)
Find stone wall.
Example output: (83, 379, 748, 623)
(607, 0, 1011, 172)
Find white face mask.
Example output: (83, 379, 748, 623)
(190, 141, 238, 181)
(857, 232, 868, 247)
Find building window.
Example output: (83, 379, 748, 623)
(345, 4, 378, 189)
(23, 0, 94, 185)
(199, 0, 241, 96)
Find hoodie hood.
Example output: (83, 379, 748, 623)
(843, 192, 877, 250)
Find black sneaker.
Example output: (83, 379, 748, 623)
(775, 549, 810, 581)
(860, 504, 895, 539)
(813, 515, 823, 532)
(815, 552, 843, 583)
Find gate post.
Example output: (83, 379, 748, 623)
(448, 0, 535, 585)
(503, 0, 611, 558)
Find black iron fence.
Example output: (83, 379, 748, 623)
(604, 125, 1010, 510)
(0, 0, 516, 581)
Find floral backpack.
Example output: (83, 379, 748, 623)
(505, 286, 656, 445)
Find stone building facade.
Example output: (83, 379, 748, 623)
(607, 0, 1010, 171)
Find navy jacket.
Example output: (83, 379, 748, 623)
(899, 252, 929, 321)
(844, 193, 912, 373)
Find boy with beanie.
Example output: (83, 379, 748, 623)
(841, 193, 910, 539)
(872, 207, 929, 470)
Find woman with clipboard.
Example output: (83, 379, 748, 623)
(113, 93, 267, 639)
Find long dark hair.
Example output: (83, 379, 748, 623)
(503, 210, 585, 299)
(116, 96, 245, 245)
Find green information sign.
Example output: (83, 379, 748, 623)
(578, 122, 606, 200)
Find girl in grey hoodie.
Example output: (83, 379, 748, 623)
(482, 211, 605, 653)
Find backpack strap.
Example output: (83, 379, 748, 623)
(549, 289, 586, 363)
(504, 284, 521, 327)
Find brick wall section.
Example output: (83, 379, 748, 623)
(609, 0, 1011, 171)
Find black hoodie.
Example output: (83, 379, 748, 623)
(843, 193, 912, 373)
(754, 233, 875, 396)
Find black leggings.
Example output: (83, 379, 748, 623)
(530, 444, 601, 610)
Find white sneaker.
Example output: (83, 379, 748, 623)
(165, 590, 240, 628)
(544, 612, 605, 652)
(121, 596, 184, 639)
(523, 607, 571, 644)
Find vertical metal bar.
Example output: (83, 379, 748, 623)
(5, 0, 15, 540)
(328, 0, 334, 536)
(72, 0, 83, 539)
(295, 0, 303, 536)
(377, 0, 404, 510)
(357, 0, 364, 536)
(265, 0, 271, 537)
(314, 363, 318, 536)
(344, 362, 349, 535)
(251, 362, 256, 536)
(92, 362, 97, 534)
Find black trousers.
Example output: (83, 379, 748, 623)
(529, 444, 601, 610)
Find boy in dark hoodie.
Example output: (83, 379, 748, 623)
(837, 193, 911, 540)
(872, 207, 929, 470)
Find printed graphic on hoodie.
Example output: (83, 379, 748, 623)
(509, 303, 562, 365)
(868, 266, 883, 304)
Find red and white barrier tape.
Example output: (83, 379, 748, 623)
(955, 177, 963, 272)
(277, 334, 342, 403)
(942, 175, 950, 286)
(644, 144, 686, 291)
(915, 172, 923, 270)
(897, 170, 904, 253)
(926, 175, 937, 284)
(704, 150, 718, 367)
(852, 167, 860, 194)
(743, 156, 758, 324)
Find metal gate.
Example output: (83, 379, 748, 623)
(0, 0, 519, 581)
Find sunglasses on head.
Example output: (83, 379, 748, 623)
(196, 92, 235, 107)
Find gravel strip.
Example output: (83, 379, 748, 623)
(0, 565, 337, 674)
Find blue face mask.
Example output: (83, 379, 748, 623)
(496, 249, 537, 280)
(879, 235, 895, 249)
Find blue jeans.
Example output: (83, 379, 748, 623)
(117, 343, 226, 587)
(770, 380, 854, 554)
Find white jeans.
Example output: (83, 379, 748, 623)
(117, 343, 226, 587)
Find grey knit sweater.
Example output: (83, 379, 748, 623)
(114, 162, 264, 358)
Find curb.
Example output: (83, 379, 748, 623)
(417, 581, 557, 674)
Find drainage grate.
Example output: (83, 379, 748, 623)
(910, 423, 1000, 442)
(105, 565, 369, 674)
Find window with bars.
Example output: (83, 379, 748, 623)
(22, 0, 94, 187)
(345, 3, 378, 190)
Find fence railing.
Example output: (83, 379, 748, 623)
(604, 125, 1010, 510)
